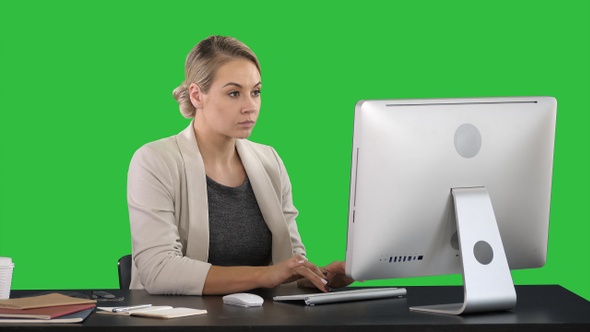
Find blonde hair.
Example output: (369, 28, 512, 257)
(172, 36, 261, 118)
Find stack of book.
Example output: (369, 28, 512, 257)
(0, 293, 96, 324)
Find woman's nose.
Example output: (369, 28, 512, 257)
(242, 97, 258, 113)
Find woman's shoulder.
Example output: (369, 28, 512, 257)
(240, 139, 273, 152)
(136, 135, 179, 154)
(131, 135, 184, 167)
(238, 139, 287, 174)
(133, 123, 195, 158)
(239, 139, 279, 159)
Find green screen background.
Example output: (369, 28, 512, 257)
(1, 0, 588, 301)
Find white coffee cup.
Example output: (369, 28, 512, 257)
(0, 257, 15, 300)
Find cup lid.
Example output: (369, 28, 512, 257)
(0, 257, 13, 266)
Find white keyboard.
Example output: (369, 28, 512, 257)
(273, 287, 407, 306)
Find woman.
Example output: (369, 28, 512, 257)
(127, 36, 352, 295)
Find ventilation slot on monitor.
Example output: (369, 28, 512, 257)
(380, 255, 424, 263)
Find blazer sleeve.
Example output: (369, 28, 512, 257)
(127, 143, 211, 295)
(270, 147, 306, 257)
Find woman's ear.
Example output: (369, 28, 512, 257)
(189, 83, 205, 109)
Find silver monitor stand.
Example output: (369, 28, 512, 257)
(410, 187, 517, 315)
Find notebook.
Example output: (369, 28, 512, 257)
(0, 308, 94, 324)
(273, 287, 407, 306)
(0, 303, 96, 320)
(0, 293, 96, 309)
(97, 306, 207, 319)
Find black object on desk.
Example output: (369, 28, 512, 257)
(3, 285, 590, 331)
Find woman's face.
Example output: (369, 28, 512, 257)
(191, 59, 261, 140)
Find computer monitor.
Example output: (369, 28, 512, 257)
(345, 96, 557, 315)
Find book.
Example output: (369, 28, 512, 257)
(0, 293, 96, 309)
(0, 308, 94, 324)
(0, 303, 96, 319)
(97, 305, 207, 319)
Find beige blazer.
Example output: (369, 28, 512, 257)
(127, 121, 305, 295)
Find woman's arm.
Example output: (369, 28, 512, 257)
(128, 143, 211, 295)
(202, 255, 329, 295)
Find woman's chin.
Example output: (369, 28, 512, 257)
(235, 129, 254, 139)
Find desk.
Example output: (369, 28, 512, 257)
(2, 285, 590, 331)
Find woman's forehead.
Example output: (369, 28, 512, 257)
(212, 59, 261, 88)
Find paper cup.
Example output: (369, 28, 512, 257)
(0, 257, 14, 300)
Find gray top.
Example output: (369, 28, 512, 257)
(206, 176, 272, 267)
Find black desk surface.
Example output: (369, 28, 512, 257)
(2, 285, 589, 331)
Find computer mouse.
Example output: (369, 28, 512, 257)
(222, 293, 264, 307)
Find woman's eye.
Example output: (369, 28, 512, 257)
(252, 89, 261, 97)
(229, 91, 240, 97)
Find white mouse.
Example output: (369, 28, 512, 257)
(222, 293, 264, 307)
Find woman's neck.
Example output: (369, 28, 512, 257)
(193, 122, 245, 187)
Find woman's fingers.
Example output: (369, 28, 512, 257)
(323, 261, 355, 288)
(291, 259, 328, 292)
(274, 255, 330, 292)
(287, 255, 328, 290)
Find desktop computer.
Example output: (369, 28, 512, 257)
(345, 96, 557, 314)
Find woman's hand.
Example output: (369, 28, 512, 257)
(260, 255, 328, 291)
(297, 260, 355, 291)
(322, 261, 355, 289)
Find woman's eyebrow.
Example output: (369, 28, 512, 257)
(223, 81, 262, 88)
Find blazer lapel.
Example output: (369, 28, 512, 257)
(236, 140, 294, 264)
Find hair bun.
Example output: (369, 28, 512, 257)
(173, 84, 195, 118)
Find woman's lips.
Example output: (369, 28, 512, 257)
(239, 120, 255, 127)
